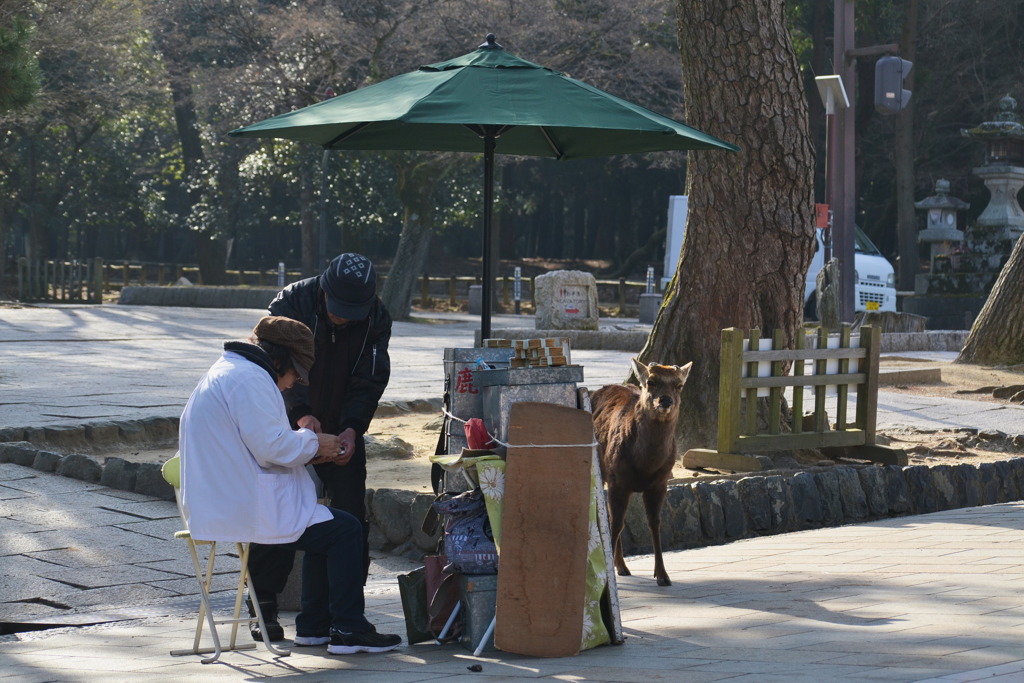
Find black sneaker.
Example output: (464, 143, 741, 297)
(247, 597, 285, 642)
(327, 627, 401, 655)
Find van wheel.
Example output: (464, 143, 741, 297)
(804, 296, 818, 321)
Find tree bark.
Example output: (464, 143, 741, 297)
(380, 154, 452, 319)
(955, 234, 1024, 365)
(639, 0, 816, 450)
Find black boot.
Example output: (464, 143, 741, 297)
(247, 596, 285, 642)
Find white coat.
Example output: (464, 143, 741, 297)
(179, 350, 331, 544)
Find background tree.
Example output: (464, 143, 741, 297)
(638, 0, 816, 450)
(0, 0, 39, 113)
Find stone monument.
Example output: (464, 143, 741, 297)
(534, 270, 599, 330)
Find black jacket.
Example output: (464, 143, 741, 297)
(268, 275, 392, 437)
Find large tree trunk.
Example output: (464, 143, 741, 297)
(955, 235, 1024, 365)
(895, 0, 919, 291)
(381, 210, 433, 319)
(380, 154, 452, 319)
(638, 0, 816, 450)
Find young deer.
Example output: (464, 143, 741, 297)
(592, 358, 692, 586)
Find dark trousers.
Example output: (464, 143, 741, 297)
(249, 441, 369, 600)
(279, 507, 373, 635)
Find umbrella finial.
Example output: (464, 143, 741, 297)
(479, 33, 503, 49)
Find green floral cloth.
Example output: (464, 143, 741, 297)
(475, 458, 611, 651)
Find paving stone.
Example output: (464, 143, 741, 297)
(54, 453, 102, 483)
(83, 421, 122, 447)
(138, 416, 179, 444)
(41, 425, 89, 452)
(409, 492, 442, 553)
(904, 465, 938, 513)
(883, 464, 913, 514)
(835, 466, 868, 520)
(0, 426, 25, 442)
(857, 465, 889, 517)
(791, 472, 822, 526)
(952, 461, 982, 508)
(813, 469, 844, 525)
(0, 442, 40, 467)
(368, 487, 415, 547)
(664, 483, 703, 548)
(133, 462, 173, 500)
(929, 463, 959, 510)
(694, 481, 725, 542)
(99, 457, 139, 491)
(715, 479, 748, 539)
(30, 450, 62, 473)
(736, 477, 771, 532)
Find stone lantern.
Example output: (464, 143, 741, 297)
(961, 94, 1024, 268)
(914, 178, 968, 276)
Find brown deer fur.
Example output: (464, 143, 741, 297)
(592, 358, 692, 586)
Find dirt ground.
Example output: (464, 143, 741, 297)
(111, 359, 1024, 494)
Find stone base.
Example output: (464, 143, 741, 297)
(638, 293, 662, 324)
(902, 295, 987, 330)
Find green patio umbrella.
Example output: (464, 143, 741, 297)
(230, 34, 738, 338)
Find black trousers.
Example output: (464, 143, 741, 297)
(249, 439, 370, 599)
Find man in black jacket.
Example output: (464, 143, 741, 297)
(248, 253, 392, 644)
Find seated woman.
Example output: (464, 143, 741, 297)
(178, 315, 401, 655)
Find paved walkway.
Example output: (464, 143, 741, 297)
(3, 303, 1024, 681)
(3, 461, 1024, 682)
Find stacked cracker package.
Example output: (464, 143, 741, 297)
(482, 337, 569, 368)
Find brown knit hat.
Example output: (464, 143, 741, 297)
(252, 316, 315, 383)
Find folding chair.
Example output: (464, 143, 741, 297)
(161, 453, 290, 664)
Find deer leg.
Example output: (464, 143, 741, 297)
(642, 485, 671, 586)
(606, 484, 632, 577)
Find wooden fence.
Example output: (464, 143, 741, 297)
(15, 258, 653, 313)
(683, 325, 907, 472)
(17, 257, 105, 304)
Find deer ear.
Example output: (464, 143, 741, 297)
(630, 357, 649, 383)
(675, 361, 694, 382)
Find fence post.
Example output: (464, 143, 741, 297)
(617, 278, 626, 315)
(743, 328, 760, 436)
(835, 325, 852, 430)
(502, 276, 510, 308)
(17, 257, 26, 301)
(768, 329, 784, 434)
(814, 326, 828, 432)
(792, 329, 806, 434)
(122, 261, 130, 287)
(91, 258, 104, 303)
(449, 276, 458, 308)
(421, 274, 431, 307)
(718, 327, 745, 454)
(857, 325, 879, 444)
(530, 276, 536, 310)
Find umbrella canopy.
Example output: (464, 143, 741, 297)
(230, 35, 738, 337)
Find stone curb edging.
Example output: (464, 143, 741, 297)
(368, 456, 1024, 562)
(612, 458, 1024, 559)
(5, 408, 1020, 563)
(488, 328, 970, 353)
(0, 399, 444, 503)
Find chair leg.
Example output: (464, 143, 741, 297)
(240, 543, 290, 658)
(170, 538, 228, 664)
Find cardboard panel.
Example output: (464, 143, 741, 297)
(494, 401, 593, 657)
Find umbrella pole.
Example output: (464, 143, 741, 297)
(481, 134, 496, 341)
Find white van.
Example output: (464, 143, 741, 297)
(661, 196, 897, 318)
(804, 226, 897, 319)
